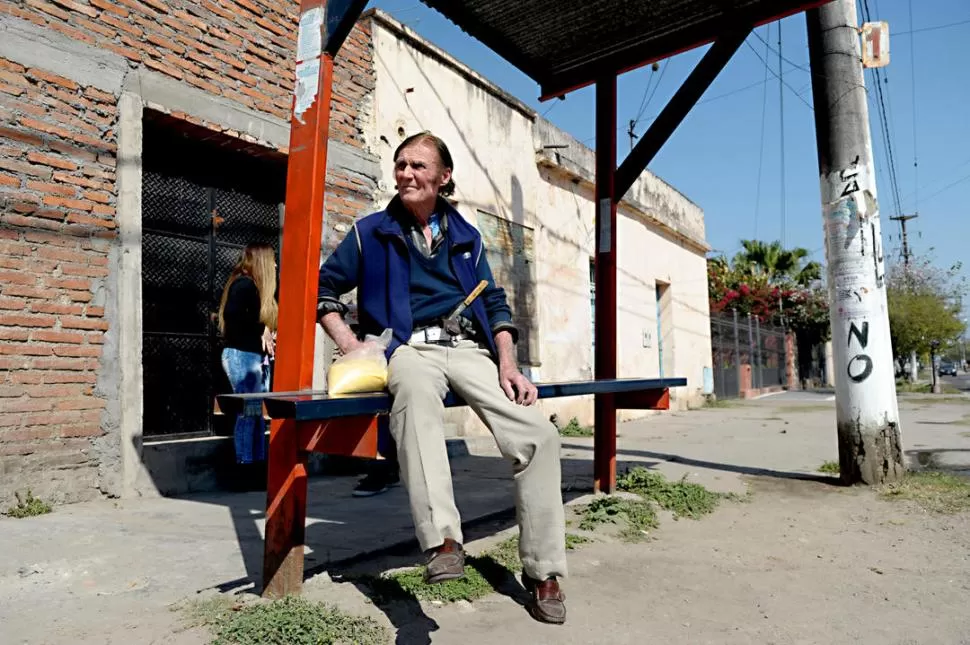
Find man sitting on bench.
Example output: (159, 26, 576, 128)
(316, 132, 567, 625)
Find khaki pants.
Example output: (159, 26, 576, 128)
(387, 339, 567, 580)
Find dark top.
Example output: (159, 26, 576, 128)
(405, 214, 468, 327)
(222, 276, 264, 354)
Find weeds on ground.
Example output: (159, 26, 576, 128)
(818, 461, 840, 475)
(370, 564, 496, 604)
(565, 533, 591, 550)
(771, 404, 834, 414)
(179, 595, 388, 645)
(694, 397, 739, 410)
(4, 491, 52, 518)
(617, 467, 721, 519)
(880, 471, 970, 514)
(896, 381, 961, 395)
(367, 532, 592, 604)
(557, 417, 594, 437)
(578, 496, 658, 542)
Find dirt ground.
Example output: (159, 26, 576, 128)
(4, 393, 970, 644)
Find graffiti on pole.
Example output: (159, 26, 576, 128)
(847, 320, 873, 383)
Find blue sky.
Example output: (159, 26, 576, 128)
(370, 0, 969, 281)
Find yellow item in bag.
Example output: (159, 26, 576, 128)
(327, 328, 393, 395)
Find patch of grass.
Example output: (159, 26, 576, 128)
(557, 416, 594, 437)
(578, 495, 658, 542)
(180, 595, 388, 645)
(897, 381, 961, 395)
(960, 431, 970, 439)
(484, 535, 521, 572)
(367, 532, 592, 605)
(696, 397, 739, 409)
(818, 461, 840, 475)
(772, 404, 834, 414)
(565, 533, 591, 550)
(4, 490, 52, 518)
(617, 467, 721, 519)
(880, 471, 970, 514)
(372, 564, 495, 604)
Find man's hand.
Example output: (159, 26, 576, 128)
(499, 363, 538, 405)
(494, 329, 536, 405)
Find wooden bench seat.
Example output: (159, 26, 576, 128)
(216, 376, 687, 597)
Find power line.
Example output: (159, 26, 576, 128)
(778, 21, 787, 246)
(632, 66, 657, 127)
(579, 76, 770, 146)
(752, 30, 811, 74)
(919, 171, 970, 205)
(861, 0, 903, 217)
(908, 0, 920, 213)
(642, 59, 669, 117)
(744, 40, 814, 111)
(895, 17, 970, 36)
(753, 23, 770, 240)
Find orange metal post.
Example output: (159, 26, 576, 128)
(262, 0, 334, 599)
(593, 75, 618, 494)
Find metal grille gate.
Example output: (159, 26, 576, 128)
(711, 311, 787, 399)
(141, 117, 285, 437)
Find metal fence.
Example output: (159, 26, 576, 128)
(711, 311, 787, 399)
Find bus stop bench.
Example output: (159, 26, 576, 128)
(216, 376, 686, 597)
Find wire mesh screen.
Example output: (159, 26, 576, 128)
(141, 115, 284, 438)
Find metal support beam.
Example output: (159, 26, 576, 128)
(593, 75, 618, 494)
(263, 0, 364, 599)
(615, 29, 750, 198)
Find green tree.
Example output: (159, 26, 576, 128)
(886, 257, 967, 366)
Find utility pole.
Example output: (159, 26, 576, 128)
(891, 212, 919, 381)
(890, 213, 918, 266)
(806, 0, 904, 485)
(627, 119, 638, 153)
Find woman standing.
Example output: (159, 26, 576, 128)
(218, 243, 277, 473)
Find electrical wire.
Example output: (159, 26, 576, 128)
(753, 24, 770, 239)
(779, 22, 787, 246)
(895, 17, 970, 36)
(908, 0, 920, 213)
(744, 40, 814, 111)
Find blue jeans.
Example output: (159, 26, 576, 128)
(221, 348, 270, 464)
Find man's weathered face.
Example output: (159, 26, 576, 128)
(394, 139, 452, 212)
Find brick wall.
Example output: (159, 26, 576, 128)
(0, 0, 374, 149)
(0, 56, 116, 502)
(0, 2, 380, 504)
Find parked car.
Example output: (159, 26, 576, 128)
(939, 360, 958, 377)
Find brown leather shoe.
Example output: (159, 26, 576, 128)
(424, 538, 465, 584)
(522, 573, 566, 625)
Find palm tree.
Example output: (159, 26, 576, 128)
(735, 239, 821, 287)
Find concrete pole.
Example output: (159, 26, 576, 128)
(806, 0, 904, 485)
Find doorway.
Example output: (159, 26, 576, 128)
(140, 113, 286, 437)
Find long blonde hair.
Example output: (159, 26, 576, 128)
(218, 243, 278, 335)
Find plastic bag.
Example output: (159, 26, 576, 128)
(327, 328, 394, 395)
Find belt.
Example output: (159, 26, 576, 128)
(409, 325, 468, 345)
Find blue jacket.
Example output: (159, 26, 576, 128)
(317, 196, 515, 360)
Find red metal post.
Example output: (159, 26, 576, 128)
(593, 75, 618, 494)
(262, 0, 334, 598)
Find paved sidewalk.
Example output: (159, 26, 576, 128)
(3, 392, 970, 643)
